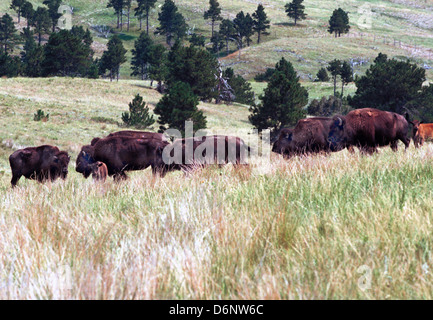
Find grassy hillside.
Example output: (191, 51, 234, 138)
(1, 0, 433, 82)
(1, 0, 433, 300)
(1, 77, 433, 299)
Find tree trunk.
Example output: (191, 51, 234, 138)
(257, 31, 261, 44)
(117, 12, 120, 29)
(127, 8, 130, 32)
(333, 76, 337, 96)
(146, 12, 149, 35)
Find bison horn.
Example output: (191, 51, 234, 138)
(337, 117, 343, 126)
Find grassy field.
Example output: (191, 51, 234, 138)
(1, 77, 433, 299)
(2, 0, 433, 300)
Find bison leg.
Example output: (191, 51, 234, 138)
(11, 174, 21, 188)
(151, 165, 167, 178)
(113, 172, 128, 181)
(390, 141, 398, 152)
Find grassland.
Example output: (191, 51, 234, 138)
(1, 77, 433, 299)
(2, 0, 433, 81)
(1, 0, 433, 300)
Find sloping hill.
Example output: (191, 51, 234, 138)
(2, 0, 433, 81)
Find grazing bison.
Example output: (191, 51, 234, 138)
(76, 136, 169, 180)
(91, 131, 167, 146)
(328, 108, 410, 154)
(272, 117, 343, 157)
(9, 145, 70, 187)
(90, 161, 108, 182)
(162, 135, 252, 173)
(410, 120, 433, 148)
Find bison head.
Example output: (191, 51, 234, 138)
(328, 116, 347, 151)
(49, 151, 70, 181)
(57, 152, 70, 179)
(272, 128, 293, 156)
(410, 120, 422, 135)
(76, 145, 95, 178)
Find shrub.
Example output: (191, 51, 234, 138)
(315, 67, 329, 82)
(121, 94, 155, 129)
(33, 109, 49, 121)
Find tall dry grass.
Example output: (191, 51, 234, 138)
(1, 144, 433, 299)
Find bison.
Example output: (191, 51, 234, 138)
(328, 108, 410, 154)
(272, 117, 344, 157)
(76, 135, 169, 180)
(410, 120, 433, 148)
(162, 135, 252, 173)
(90, 131, 167, 146)
(9, 145, 70, 187)
(89, 161, 108, 182)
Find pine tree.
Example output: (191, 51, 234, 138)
(0, 53, 21, 77)
(189, 33, 206, 47)
(328, 8, 350, 38)
(249, 57, 308, 134)
(124, 0, 132, 32)
(33, 7, 51, 45)
(223, 67, 255, 105)
(131, 32, 154, 80)
(327, 59, 342, 96)
(166, 43, 219, 101)
(348, 53, 426, 113)
(252, 4, 270, 44)
(135, 0, 157, 33)
(340, 61, 353, 96)
(219, 19, 235, 55)
(107, 0, 124, 29)
(43, 0, 62, 33)
(122, 94, 155, 129)
(10, 0, 26, 23)
(203, 0, 222, 38)
(285, 0, 307, 26)
(148, 43, 168, 92)
(154, 81, 207, 136)
(21, 1, 34, 28)
(233, 11, 254, 49)
(155, 0, 188, 46)
(99, 34, 127, 81)
(20, 27, 44, 77)
(316, 67, 329, 82)
(43, 29, 93, 76)
(0, 13, 19, 54)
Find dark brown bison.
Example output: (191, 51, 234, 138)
(410, 120, 433, 148)
(328, 108, 410, 154)
(90, 131, 167, 146)
(89, 161, 108, 182)
(162, 135, 251, 173)
(9, 145, 70, 187)
(76, 136, 169, 180)
(272, 117, 343, 157)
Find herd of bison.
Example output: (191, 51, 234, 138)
(7, 107, 432, 187)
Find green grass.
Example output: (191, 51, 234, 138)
(2, 0, 433, 299)
(2, 0, 433, 81)
(1, 77, 433, 299)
